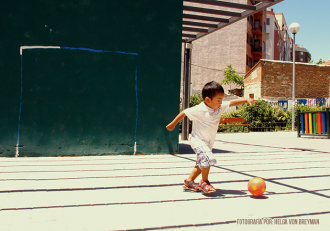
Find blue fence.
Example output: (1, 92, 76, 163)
(274, 98, 330, 111)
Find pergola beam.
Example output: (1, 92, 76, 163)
(258, 0, 275, 2)
(182, 33, 197, 38)
(182, 20, 218, 28)
(183, 5, 242, 17)
(183, 13, 230, 23)
(183, 0, 256, 11)
(182, 26, 209, 33)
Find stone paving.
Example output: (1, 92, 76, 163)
(0, 132, 329, 231)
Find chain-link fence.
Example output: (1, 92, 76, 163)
(218, 122, 291, 133)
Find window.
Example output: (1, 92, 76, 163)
(266, 33, 269, 40)
(300, 52, 303, 55)
(254, 19, 260, 30)
(248, 16, 253, 25)
(300, 58, 303, 62)
(246, 55, 253, 68)
(267, 18, 270, 25)
(247, 33, 253, 46)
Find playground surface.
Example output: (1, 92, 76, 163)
(0, 131, 329, 231)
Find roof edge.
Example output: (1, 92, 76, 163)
(244, 60, 262, 79)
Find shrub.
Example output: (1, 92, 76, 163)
(222, 100, 288, 123)
(287, 103, 327, 128)
(221, 100, 290, 132)
(221, 100, 328, 132)
(190, 94, 203, 107)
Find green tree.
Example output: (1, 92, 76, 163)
(316, 58, 326, 64)
(309, 58, 325, 64)
(189, 94, 203, 107)
(220, 65, 244, 90)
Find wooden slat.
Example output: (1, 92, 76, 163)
(220, 117, 245, 123)
(219, 124, 250, 127)
(182, 33, 197, 38)
(182, 26, 209, 33)
(183, 0, 256, 11)
(183, 13, 229, 23)
(183, 5, 241, 17)
(182, 20, 218, 28)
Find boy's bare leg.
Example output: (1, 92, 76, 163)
(199, 166, 216, 193)
(187, 166, 201, 181)
(201, 166, 210, 182)
(187, 166, 211, 182)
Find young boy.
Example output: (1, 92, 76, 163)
(166, 81, 255, 193)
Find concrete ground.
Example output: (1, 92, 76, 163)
(0, 131, 329, 231)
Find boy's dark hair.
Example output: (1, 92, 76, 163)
(202, 81, 224, 100)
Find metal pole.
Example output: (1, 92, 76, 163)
(292, 33, 296, 131)
(327, 108, 330, 139)
(182, 42, 192, 140)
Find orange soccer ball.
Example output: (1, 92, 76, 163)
(248, 177, 266, 196)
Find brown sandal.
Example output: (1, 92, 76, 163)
(200, 180, 216, 193)
(183, 179, 202, 192)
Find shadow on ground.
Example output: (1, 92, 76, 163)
(250, 195, 269, 199)
(202, 189, 247, 197)
(179, 143, 231, 154)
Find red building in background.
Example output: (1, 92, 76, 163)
(266, 8, 284, 61)
(246, 0, 267, 73)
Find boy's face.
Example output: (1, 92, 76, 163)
(205, 92, 225, 110)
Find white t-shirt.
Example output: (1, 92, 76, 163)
(184, 101, 230, 149)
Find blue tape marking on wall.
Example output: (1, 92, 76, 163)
(61, 46, 138, 56)
(17, 46, 139, 156)
(16, 55, 24, 156)
(297, 99, 307, 105)
(134, 64, 138, 144)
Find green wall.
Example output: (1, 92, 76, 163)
(0, 0, 182, 156)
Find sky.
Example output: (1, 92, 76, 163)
(271, 0, 330, 62)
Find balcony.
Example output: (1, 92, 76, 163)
(252, 24, 262, 35)
(252, 44, 262, 56)
(247, 34, 253, 47)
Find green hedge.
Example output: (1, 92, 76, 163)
(221, 99, 328, 132)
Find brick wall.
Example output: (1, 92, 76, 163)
(244, 60, 330, 99)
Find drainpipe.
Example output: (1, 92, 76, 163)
(182, 42, 192, 140)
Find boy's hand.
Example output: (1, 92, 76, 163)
(248, 99, 257, 106)
(166, 123, 175, 131)
(166, 111, 186, 131)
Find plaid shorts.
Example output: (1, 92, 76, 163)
(192, 145, 217, 169)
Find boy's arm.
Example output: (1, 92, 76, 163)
(229, 98, 256, 107)
(166, 111, 186, 131)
